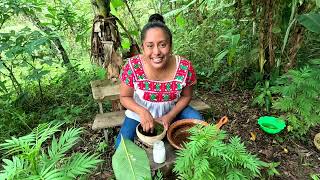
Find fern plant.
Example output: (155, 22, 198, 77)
(173, 124, 265, 180)
(271, 65, 320, 136)
(0, 123, 102, 180)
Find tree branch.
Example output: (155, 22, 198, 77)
(0, 18, 7, 29)
(124, 0, 140, 31)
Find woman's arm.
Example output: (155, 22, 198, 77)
(157, 86, 193, 130)
(120, 82, 155, 132)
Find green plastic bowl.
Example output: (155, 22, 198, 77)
(258, 116, 286, 134)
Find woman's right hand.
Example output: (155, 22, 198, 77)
(138, 109, 154, 133)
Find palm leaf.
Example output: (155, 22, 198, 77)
(298, 13, 320, 33)
(112, 136, 151, 180)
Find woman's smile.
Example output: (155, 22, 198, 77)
(142, 27, 171, 69)
(151, 57, 164, 63)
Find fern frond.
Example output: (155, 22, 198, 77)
(227, 169, 247, 180)
(252, 93, 265, 106)
(272, 97, 294, 112)
(174, 126, 264, 179)
(0, 156, 28, 179)
(47, 127, 83, 164)
(0, 133, 35, 155)
(62, 153, 102, 178)
(38, 167, 66, 180)
(34, 123, 63, 147)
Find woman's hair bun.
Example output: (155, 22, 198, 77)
(148, 13, 165, 24)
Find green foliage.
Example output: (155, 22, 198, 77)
(169, 2, 256, 91)
(0, 122, 102, 179)
(252, 80, 272, 113)
(311, 173, 320, 180)
(97, 141, 108, 153)
(215, 32, 240, 66)
(112, 136, 151, 180)
(271, 65, 320, 136)
(173, 124, 265, 180)
(265, 162, 281, 177)
(298, 13, 320, 33)
(0, 63, 98, 142)
(154, 170, 164, 180)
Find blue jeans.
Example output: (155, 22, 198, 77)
(115, 105, 203, 148)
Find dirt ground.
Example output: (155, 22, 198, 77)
(82, 90, 320, 179)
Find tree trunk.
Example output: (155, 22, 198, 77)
(267, 0, 275, 70)
(285, 2, 315, 71)
(23, 12, 70, 65)
(251, 0, 257, 36)
(258, 0, 266, 74)
(285, 26, 304, 70)
(91, 0, 122, 82)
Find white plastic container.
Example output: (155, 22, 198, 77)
(153, 140, 166, 164)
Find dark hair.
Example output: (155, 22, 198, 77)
(141, 13, 172, 45)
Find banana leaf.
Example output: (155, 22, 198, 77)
(297, 13, 320, 33)
(112, 136, 151, 180)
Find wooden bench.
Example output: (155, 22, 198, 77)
(90, 79, 210, 173)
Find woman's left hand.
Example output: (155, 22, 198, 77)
(155, 114, 174, 130)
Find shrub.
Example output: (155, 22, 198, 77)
(271, 65, 320, 136)
(0, 123, 102, 179)
(173, 124, 265, 180)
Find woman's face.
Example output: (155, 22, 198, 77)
(142, 27, 171, 69)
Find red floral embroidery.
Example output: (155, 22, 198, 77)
(120, 61, 134, 87)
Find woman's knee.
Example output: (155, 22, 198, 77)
(115, 116, 139, 148)
(175, 105, 204, 120)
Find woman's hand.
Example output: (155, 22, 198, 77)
(138, 109, 155, 133)
(156, 114, 174, 130)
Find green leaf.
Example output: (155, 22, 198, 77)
(316, 0, 320, 8)
(310, 59, 320, 65)
(0, 133, 35, 155)
(0, 156, 27, 179)
(231, 34, 240, 47)
(121, 38, 131, 50)
(213, 49, 229, 70)
(163, 0, 197, 17)
(0, 80, 8, 93)
(112, 137, 151, 180)
(297, 13, 320, 33)
(111, 0, 124, 8)
(63, 153, 102, 178)
(272, 26, 281, 33)
(176, 14, 186, 27)
(37, 163, 64, 179)
(214, 49, 229, 61)
(96, 67, 106, 80)
(47, 128, 83, 165)
(110, 2, 119, 18)
(34, 123, 62, 147)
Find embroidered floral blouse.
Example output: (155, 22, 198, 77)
(120, 55, 197, 122)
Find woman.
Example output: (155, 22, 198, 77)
(115, 14, 203, 148)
